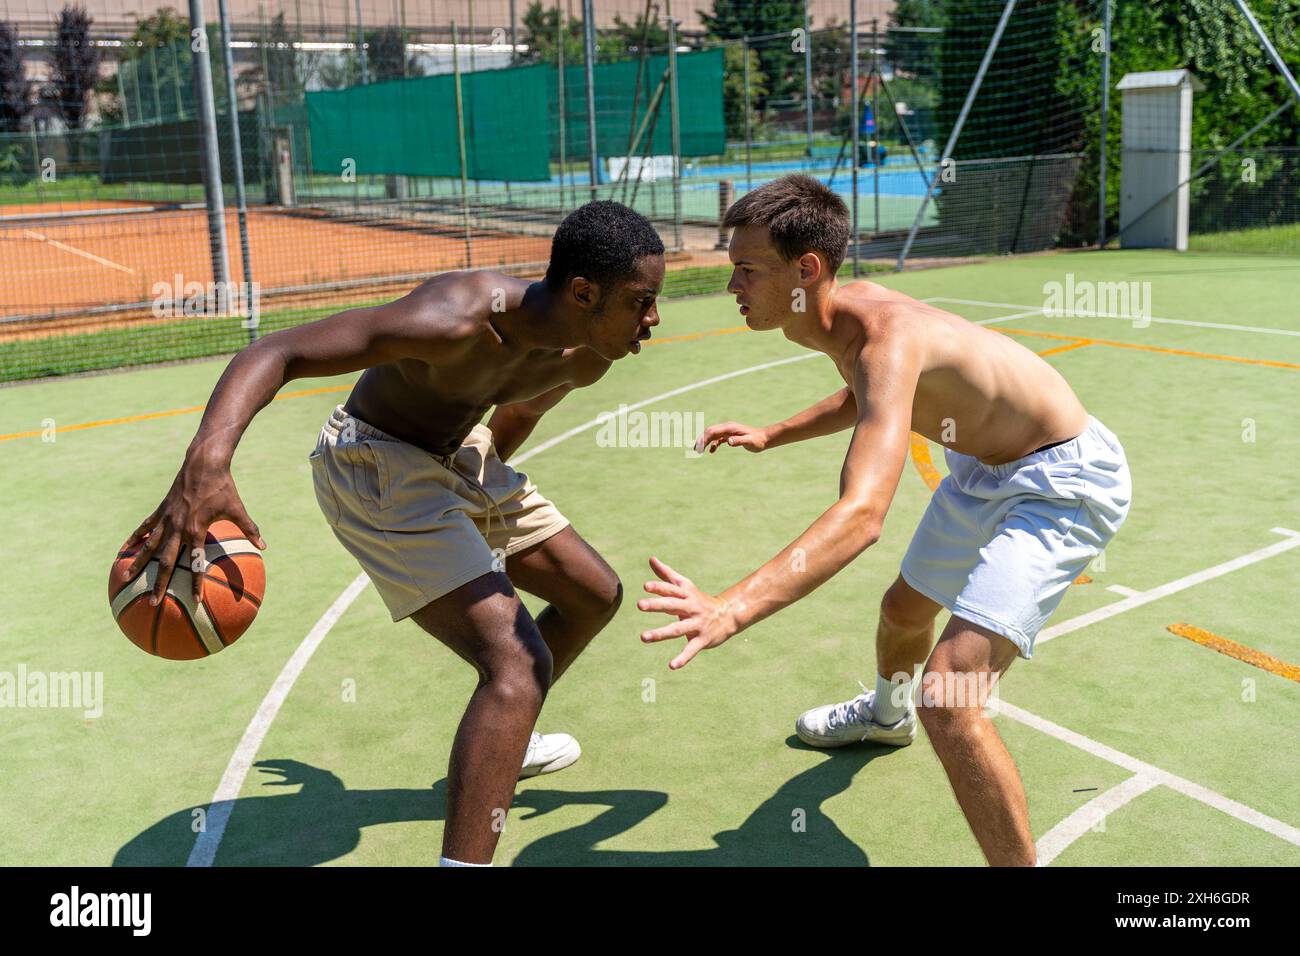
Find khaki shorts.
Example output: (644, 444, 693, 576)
(309, 405, 570, 621)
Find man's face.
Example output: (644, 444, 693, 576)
(583, 254, 665, 360)
(726, 225, 806, 332)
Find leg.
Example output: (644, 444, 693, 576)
(409, 571, 553, 865)
(877, 573, 942, 680)
(917, 615, 1034, 866)
(506, 526, 623, 684)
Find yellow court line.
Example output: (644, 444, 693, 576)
(23, 228, 138, 276)
(0, 383, 353, 442)
(0, 329, 751, 443)
(1167, 623, 1300, 683)
(999, 327, 1300, 371)
(1037, 340, 1094, 358)
(643, 326, 749, 346)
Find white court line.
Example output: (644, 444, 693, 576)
(22, 228, 138, 275)
(189, 354, 1300, 866)
(1001, 701, 1300, 850)
(925, 296, 1300, 339)
(1035, 774, 1160, 866)
(187, 351, 820, 866)
(1105, 584, 1142, 598)
(1037, 528, 1300, 646)
(187, 573, 371, 867)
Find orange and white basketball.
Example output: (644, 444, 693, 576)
(109, 520, 265, 660)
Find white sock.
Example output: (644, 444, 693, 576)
(440, 856, 491, 867)
(872, 672, 912, 725)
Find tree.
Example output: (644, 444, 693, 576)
(699, 0, 803, 107)
(0, 22, 30, 132)
(365, 26, 423, 82)
(266, 12, 299, 94)
(50, 5, 100, 129)
(887, 0, 943, 77)
(519, 1, 644, 67)
(723, 39, 767, 140)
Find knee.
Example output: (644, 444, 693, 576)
(916, 658, 983, 738)
(481, 633, 553, 709)
(565, 573, 624, 627)
(880, 579, 937, 632)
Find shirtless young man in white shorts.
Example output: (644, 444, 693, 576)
(636, 175, 1131, 866)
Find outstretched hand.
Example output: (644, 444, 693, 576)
(637, 556, 738, 670)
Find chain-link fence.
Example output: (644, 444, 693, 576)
(2, 0, 1298, 382)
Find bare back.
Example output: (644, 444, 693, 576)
(831, 281, 1089, 466)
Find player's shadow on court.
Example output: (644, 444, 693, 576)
(111, 758, 668, 867)
(114, 741, 886, 866)
(511, 738, 886, 866)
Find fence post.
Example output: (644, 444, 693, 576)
(742, 37, 752, 192)
(803, 0, 814, 158)
(187, 0, 231, 306)
(850, 0, 859, 276)
(717, 179, 733, 249)
(1099, 0, 1112, 247)
(218, 0, 257, 340)
(582, 0, 599, 201)
(667, 15, 683, 252)
(452, 21, 472, 269)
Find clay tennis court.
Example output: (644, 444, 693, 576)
(0, 204, 553, 321)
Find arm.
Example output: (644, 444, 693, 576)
(122, 288, 468, 602)
(695, 387, 856, 454)
(639, 333, 920, 668)
(487, 384, 575, 461)
(487, 349, 613, 461)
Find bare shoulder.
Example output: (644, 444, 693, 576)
(390, 271, 517, 349)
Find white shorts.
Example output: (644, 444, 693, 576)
(900, 415, 1132, 659)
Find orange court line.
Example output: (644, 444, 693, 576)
(0, 328, 751, 443)
(0, 383, 353, 442)
(1167, 623, 1300, 683)
(1037, 340, 1094, 358)
(998, 327, 1300, 371)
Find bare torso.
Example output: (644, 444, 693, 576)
(342, 272, 609, 455)
(832, 281, 1089, 466)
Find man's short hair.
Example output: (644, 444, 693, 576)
(722, 174, 850, 275)
(545, 200, 665, 293)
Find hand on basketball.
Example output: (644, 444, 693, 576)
(120, 454, 265, 604)
(637, 556, 737, 669)
(694, 421, 768, 455)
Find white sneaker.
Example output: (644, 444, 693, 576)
(519, 731, 581, 779)
(795, 690, 917, 748)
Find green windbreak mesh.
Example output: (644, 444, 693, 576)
(554, 48, 727, 161)
(305, 64, 554, 181)
(305, 49, 725, 181)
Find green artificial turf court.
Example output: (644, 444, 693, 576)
(2, 248, 1298, 866)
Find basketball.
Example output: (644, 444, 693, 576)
(109, 520, 265, 660)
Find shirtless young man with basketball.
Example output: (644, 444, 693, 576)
(636, 176, 1131, 866)
(122, 201, 665, 866)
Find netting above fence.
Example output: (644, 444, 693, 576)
(304, 49, 726, 182)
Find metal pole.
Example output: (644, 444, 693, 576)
(803, 0, 813, 158)
(218, 0, 257, 339)
(895, 0, 1018, 272)
(582, 0, 599, 201)
(117, 68, 130, 127)
(510, 0, 518, 65)
(557, 2, 567, 211)
(872, 17, 880, 236)
(667, 15, 682, 251)
(743, 37, 752, 191)
(850, 0, 859, 276)
(355, 0, 368, 83)
(150, 46, 163, 121)
(187, 0, 231, 298)
(1232, 0, 1300, 105)
(452, 21, 472, 268)
(1098, 0, 1111, 247)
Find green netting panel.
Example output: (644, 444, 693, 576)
(305, 64, 553, 181)
(304, 49, 725, 181)
(554, 48, 727, 161)
(99, 110, 264, 185)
